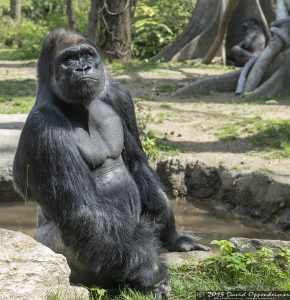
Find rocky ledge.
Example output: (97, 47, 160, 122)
(156, 157, 290, 233)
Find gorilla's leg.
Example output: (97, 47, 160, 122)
(228, 45, 255, 67)
(34, 207, 93, 284)
(35, 207, 170, 297)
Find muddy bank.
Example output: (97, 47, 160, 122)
(155, 157, 290, 233)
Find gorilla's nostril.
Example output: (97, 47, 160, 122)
(75, 65, 92, 73)
(83, 65, 91, 71)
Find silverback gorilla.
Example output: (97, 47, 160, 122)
(13, 29, 209, 298)
(227, 18, 266, 67)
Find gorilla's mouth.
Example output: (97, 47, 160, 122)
(78, 77, 99, 82)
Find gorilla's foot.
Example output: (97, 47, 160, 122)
(167, 234, 211, 252)
(152, 282, 171, 299)
(143, 279, 170, 299)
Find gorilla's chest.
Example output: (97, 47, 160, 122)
(72, 100, 124, 168)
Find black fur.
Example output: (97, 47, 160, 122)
(13, 29, 208, 297)
(227, 18, 266, 67)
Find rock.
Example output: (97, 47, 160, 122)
(230, 237, 290, 253)
(162, 251, 214, 267)
(0, 229, 89, 300)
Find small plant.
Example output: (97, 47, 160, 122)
(136, 100, 179, 159)
(199, 240, 290, 284)
(89, 286, 107, 300)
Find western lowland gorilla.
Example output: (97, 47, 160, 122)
(13, 29, 209, 298)
(227, 18, 266, 67)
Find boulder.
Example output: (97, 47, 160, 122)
(0, 229, 89, 300)
(230, 237, 290, 253)
(162, 250, 213, 267)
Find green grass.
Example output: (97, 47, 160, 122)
(0, 79, 36, 113)
(157, 83, 175, 94)
(218, 117, 290, 158)
(159, 103, 172, 109)
(59, 241, 290, 300)
(154, 112, 167, 123)
(109, 59, 233, 75)
(257, 167, 275, 175)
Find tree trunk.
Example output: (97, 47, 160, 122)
(154, 0, 275, 62)
(226, 0, 274, 50)
(10, 0, 21, 24)
(98, 0, 133, 61)
(202, 0, 239, 64)
(153, 0, 224, 62)
(87, 0, 99, 41)
(66, 0, 76, 30)
(172, 0, 290, 101)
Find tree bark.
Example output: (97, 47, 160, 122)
(202, 0, 239, 64)
(87, 0, 99, 41)
(98, 0, 133, 61)
(10, 0, 21, 24)
(153, 0, 224, 62)
(66, 0, 76, 30)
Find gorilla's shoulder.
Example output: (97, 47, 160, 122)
(109, 80, 131, 99)
(25, 105, 69, 131)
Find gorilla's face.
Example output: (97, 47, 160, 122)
(242, 18, 261, 31)
(51, 43, 107, 105)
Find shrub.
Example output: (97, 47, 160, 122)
(0, 16, 18, 47)
(133, 0, 196, 58)
(17, 20, 49, 58)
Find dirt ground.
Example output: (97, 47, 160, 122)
(2, 61, 290, 183)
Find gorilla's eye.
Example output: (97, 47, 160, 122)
(62, 56, 75, 67)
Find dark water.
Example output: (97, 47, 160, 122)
(0, 200, 288, 245)
(171, 200, 288, 245)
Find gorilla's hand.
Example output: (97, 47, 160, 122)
(152, 281, 171, 299)
(168, 234, 211, 252)
(143, 279, 171, 299)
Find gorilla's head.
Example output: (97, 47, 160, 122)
(242, 18, 262, 31)
(38, 29, 108, 105)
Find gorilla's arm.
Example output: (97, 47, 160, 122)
(13, 105, 167, 289)
(240, 29, 265, 53)
(240, 30, 258, 51)
(108, 82, 209, 251)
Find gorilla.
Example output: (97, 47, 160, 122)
(227, 18, 266, 67)
(13, 29, 209, 298)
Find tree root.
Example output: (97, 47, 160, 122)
(235, 57, 257, 95)
(172, 69, 241, 96)
(243, 69, 285, 100)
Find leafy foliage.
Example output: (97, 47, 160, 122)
(0, 0, 195, 59)
(0, 16, 18, 47)
(17, 20, 49, 58)
(201, 240, 290, 284)
(133, 0, 196, 58)
(0, 0, 89, 58)
(136, 100, 179, 160)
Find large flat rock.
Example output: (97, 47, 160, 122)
(0, 229, 89, 300)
